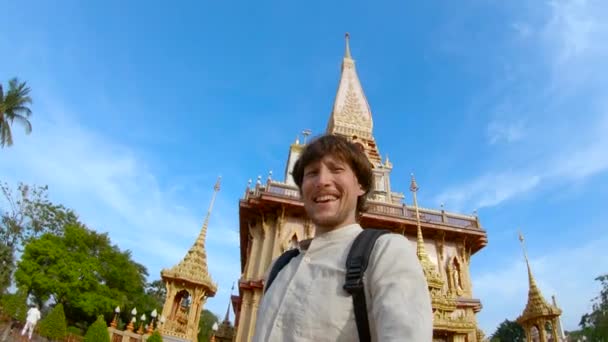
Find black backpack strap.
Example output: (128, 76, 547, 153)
(343, 229, 390, 342)
(264, 248, 300, 294)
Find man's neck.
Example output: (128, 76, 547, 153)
(315, 221, 358, 236)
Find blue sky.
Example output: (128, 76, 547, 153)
(1, 0, 607, 335)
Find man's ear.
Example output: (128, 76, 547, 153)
(357, 184, 365, 197)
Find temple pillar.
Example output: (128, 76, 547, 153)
(235, 291, 253, 342)
(245, 225, 261, 280)
(258, 215, 274, 278)
(247, 290, 261, 340)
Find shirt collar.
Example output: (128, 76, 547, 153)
(298, 223, 362, 251)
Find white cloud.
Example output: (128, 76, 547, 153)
(0, 95, 240, 283)
(434, 0, 608, 211)
(487, 119, 526, 145)
(475, 234, 608, 335)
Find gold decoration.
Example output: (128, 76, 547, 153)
(516, 232, 563, 342)
(159, 177, 221, 342)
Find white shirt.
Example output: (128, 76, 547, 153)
(253, 223, 433, 342)
(26, 307, 41, 324)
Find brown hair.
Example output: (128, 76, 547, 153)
(292, 134, 373, 214)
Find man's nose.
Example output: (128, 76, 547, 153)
(316, 167, 332, 186)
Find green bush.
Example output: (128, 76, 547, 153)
(0, 290, 27, 321)
(147, 330, 163, 342)
(84, 315, 110, 342)
(67, 325, 83, 336)
(38, 303, 67, 341)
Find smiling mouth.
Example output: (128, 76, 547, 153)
(313, 194, 339, 203)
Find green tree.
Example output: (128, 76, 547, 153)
(198, 309, 219, 342)
(490, 319, 525, 342)
(84, 315, 110, 342)
(0, 181, 78, 294)
(39, 303, 67, 341)
(147, 330, 163, 342)
(0, 77, 33, 148)
(146, 279, 167, 308)
(15, 222, 154, 325)
(578, 273, 608, 341)
(0, 242, 13, 295)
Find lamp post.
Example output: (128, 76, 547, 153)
(210, 322, 219, 342)
(126, 308, 137, 332)
(110, 306, 120, 328)
(137, 313, 146, 334)
(148, 309, 158, 334)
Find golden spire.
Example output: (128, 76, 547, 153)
(344, 32, 352, 59)
(516, 232, 561, 324)
(160, 176, 221, 294)
(223, 282, 234, 322)
(410, 174, 443, 289)
(326, 33, 381, 164)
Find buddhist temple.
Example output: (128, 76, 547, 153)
(159, 177, 221, 342)
(516, 233, 564, 342)
(231, 34, 489, 342)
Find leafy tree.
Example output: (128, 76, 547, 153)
(198, 309, 219, 342)
(15, 221, 154, 326)
(84, 315, 110, 342)
(146, 279, 167, 308)
(39, 303, 67, 341)
(0, 181, 78, 293)
(147, 330, 163, 342)
(490, 319, 525, 342)
(0, 242, 13, 295)
(578, 273, 608, 341)
(0, 77, 33, 148)
(0, 289, 27, 321)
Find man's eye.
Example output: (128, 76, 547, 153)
(305, 170, 318, 177)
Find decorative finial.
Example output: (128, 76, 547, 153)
(473, 209, 478, 216)
(256, 175, 262, 185)
(295, 135, 300, 145)
(247, 179, 252, 187)
(195, 176, 222, 250)
(409, 173, 419, 193)
(440, 202, 445, 210)
(302, 129, 312, 144)
(345, 32, 352, 59)
(214, 176, 221, 192)
(267, 170, 273, 182)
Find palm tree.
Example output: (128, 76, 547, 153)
(0, 77, 33, 148)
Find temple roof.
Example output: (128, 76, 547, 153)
(326, 33, 381, 164)
(161, 177, 220, 295)
(516, 234, 562, 324)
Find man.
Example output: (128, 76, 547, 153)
(21, 304, 41, 340)
(253, 134, 433, 341)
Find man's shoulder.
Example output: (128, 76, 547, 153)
(364, 229, 415, 258)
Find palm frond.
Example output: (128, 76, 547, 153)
(0, 122, 13, 147)
(1, 77, 33, 148)
(10, 114, 32, 134)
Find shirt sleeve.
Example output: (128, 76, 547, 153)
(367, 234, 434, 341)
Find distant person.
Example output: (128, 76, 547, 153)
(253, 134, 433, 341)
(21, 304, 41, 340)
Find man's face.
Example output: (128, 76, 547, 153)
(301, 155, 365, 232)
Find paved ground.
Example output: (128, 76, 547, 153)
(0, 322, 43, 342)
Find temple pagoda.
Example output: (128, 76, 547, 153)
(159, 177, 221, 342)
(232, 34, 489, 342)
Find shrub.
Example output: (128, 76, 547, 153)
(38, 303, 67, 341)
(147, 330, 163, 342)
(84, 315, 110, 342)
(0, 290, 27, 321)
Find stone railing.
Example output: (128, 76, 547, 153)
(108, 327, 150, 342)
(244, 180, 481, 230)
